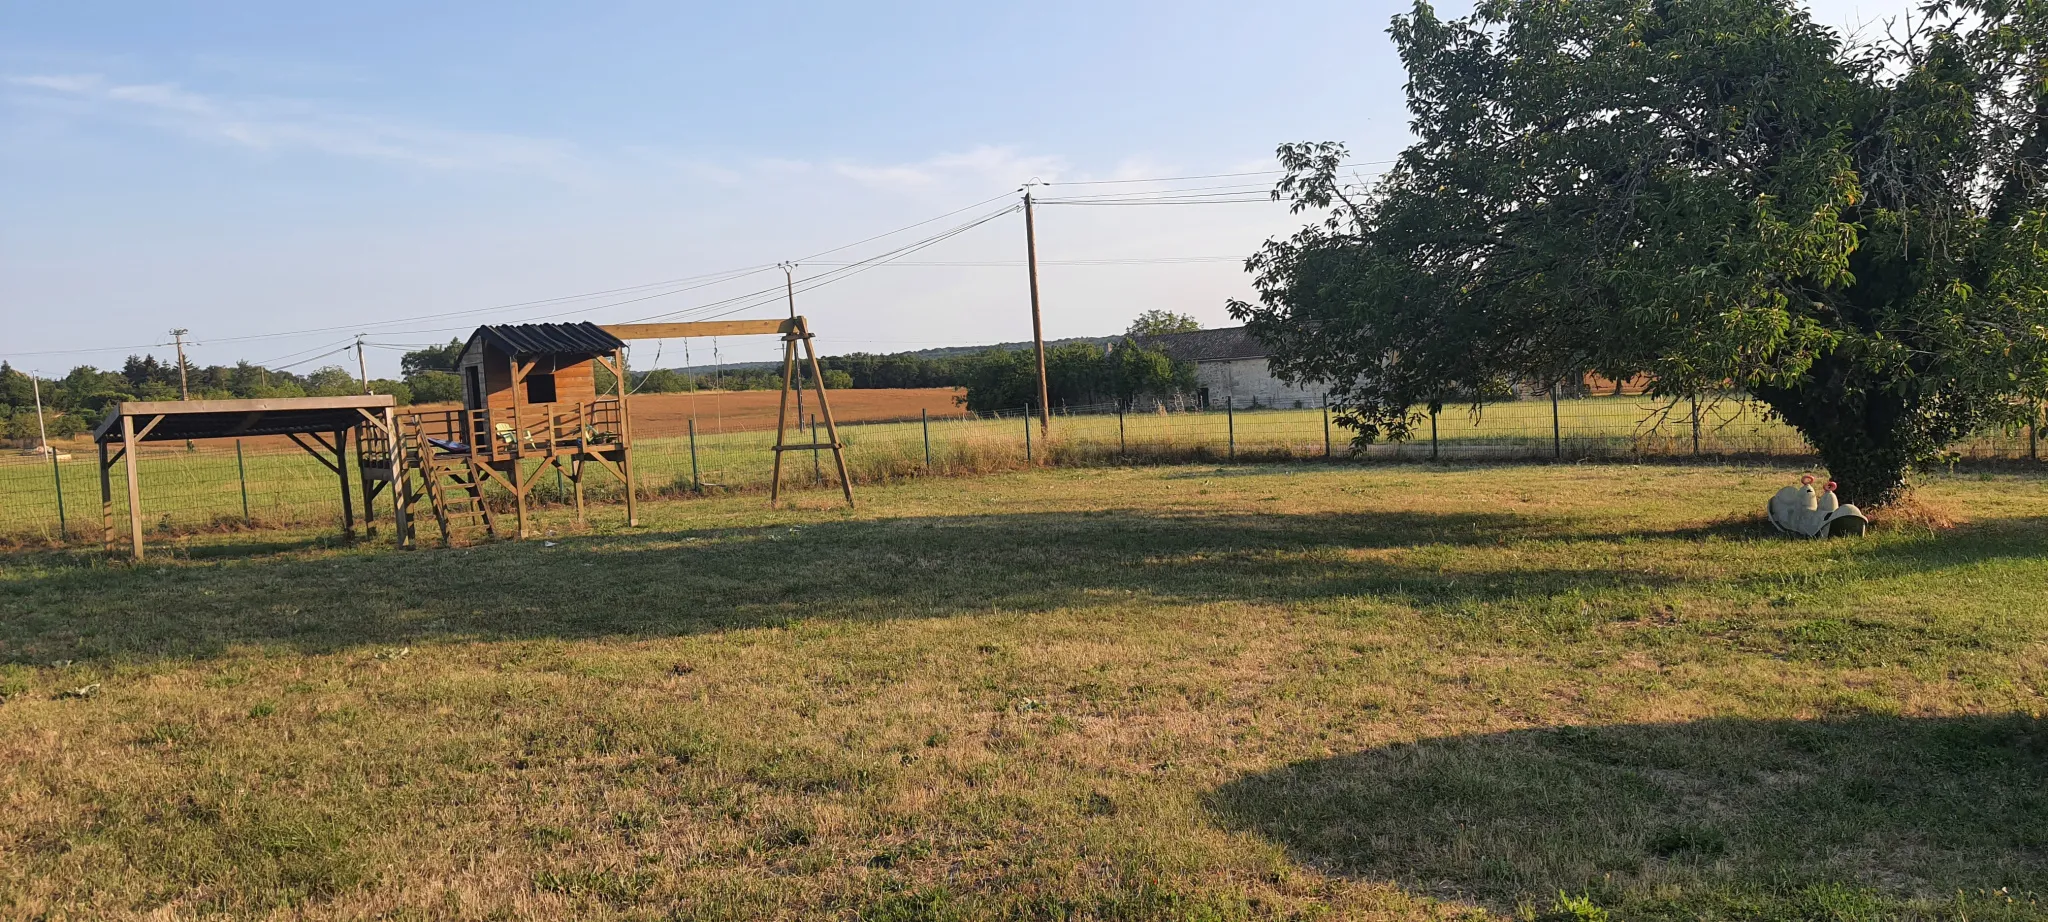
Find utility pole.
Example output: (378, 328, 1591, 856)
(169, 328, 191, 400)
(782, 262, 803, 426)
(355, 334, 371, 394)
(30, 372, 49, 452)
(1023, 184, 1051, 440)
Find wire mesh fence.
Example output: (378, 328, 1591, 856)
(4, 393, 2042, 546)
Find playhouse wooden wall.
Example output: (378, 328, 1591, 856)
(467, 347, 605, 409)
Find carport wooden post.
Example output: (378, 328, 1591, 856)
(98, 440, 113, 552)
(615, 347, 639, 527)
(335, 427, 355, 540)
(358, 427, 378, 539)
(121, 414, 143, 560)
(385, 406, 409, 548)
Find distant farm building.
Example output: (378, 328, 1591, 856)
(1135, 326, 1328, 409)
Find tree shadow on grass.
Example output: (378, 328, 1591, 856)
(1209, 715, 2048, 920)
(0, 508, 1670, 665)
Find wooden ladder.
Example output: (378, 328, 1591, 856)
(403, 421, 497, 546)
(423, 458, 496, 545)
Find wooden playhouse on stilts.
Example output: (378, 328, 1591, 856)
(354, 322, 635, 546)
(359, 316, 852, 548)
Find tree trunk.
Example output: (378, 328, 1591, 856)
(1752, 376, 1913, 511)
(1812, 445, 1911, 510)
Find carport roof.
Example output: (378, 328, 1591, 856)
(92, 395, 396, 444)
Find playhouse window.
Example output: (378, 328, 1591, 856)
(525, 373, 558, 404)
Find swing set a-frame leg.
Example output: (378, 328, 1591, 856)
(769, 333, 798, 507)
(797, 320, 855, 508)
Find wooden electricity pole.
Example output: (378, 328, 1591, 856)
(1023, 186, 1050, 440)
(783, 262, 803, 427)
(355, 334, 371, 394)
(170, 328, 191, 400)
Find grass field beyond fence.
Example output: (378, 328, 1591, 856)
(5, 394, 2042, 545)
(2, 464, 2045, 920)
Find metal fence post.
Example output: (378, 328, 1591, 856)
(2032, 400, 2041, 462)
(922, 408, 931, 473)
(235, 439, 252, 526)
(1691, 394, 1702, 456)
(50, 448, 68, 541)
(1431, 407, 1439, 461)
(688, 418, 701, 492)
(1551, 386, 1562, 460)
(1226, 396, 1235, 461)
(1024, 404, 1033, 462)
(1323, 397, 1332, 459)
(811, 414, 823, 484)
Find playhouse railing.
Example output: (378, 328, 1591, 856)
(386, 397, 624, 463)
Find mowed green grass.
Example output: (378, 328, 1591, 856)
(1, 464, 2045, 921)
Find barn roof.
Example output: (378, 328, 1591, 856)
(465, 322, 624, 359)
(1132, 326, 1268, 363)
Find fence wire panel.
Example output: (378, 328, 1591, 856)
(3, 394, 2042, 545)
(0, 439, 355, 545)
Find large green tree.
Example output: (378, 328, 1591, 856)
(1232, 0, 2048, 507)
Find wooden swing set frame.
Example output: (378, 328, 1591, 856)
(601, 315, 853, 508)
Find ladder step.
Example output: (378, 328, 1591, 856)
(772, 443, 840, 452)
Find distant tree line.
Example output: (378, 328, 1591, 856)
(393, 311, 1206, 413)
(6, 311, 1206, 440)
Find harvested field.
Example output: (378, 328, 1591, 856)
(620, 387, 966, 437)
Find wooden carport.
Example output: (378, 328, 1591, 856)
(91, 395, 400, 560)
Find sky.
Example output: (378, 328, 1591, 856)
(2, 0, 1913, 378)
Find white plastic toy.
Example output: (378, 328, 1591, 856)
(1768, 474, 1868, 538)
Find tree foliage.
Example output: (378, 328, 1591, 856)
(1126, 310, 1203, 337)
(400, 339, 465, 378)
(955, 342, 1196, 413)
(1231, 0, 2048, 506)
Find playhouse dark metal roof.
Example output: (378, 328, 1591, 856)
(468, 322, 625, 357)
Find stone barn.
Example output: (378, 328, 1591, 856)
(1135, 326, 1327, 409)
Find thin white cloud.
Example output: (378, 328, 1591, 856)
(5, 72, 581, 177)
(828, 145, 1066, 191)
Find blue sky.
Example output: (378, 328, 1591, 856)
(2, 0, 1908, 377)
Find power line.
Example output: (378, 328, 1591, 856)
(623, 204, 1020, 326)
(195, 264, 781, 347)
(1035, 196, 1278, 206)
(14, 190, 1031, 362)
(1041, 159, 1396, 186)
(793, 190, 1019, 262)
(802, 256, 1242, 267)
(1028, 181, 1279, 201)
(252, 338, 359, 372)
(6, 340, 176, 358)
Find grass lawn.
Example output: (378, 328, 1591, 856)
(2, 463, 2045, 921)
